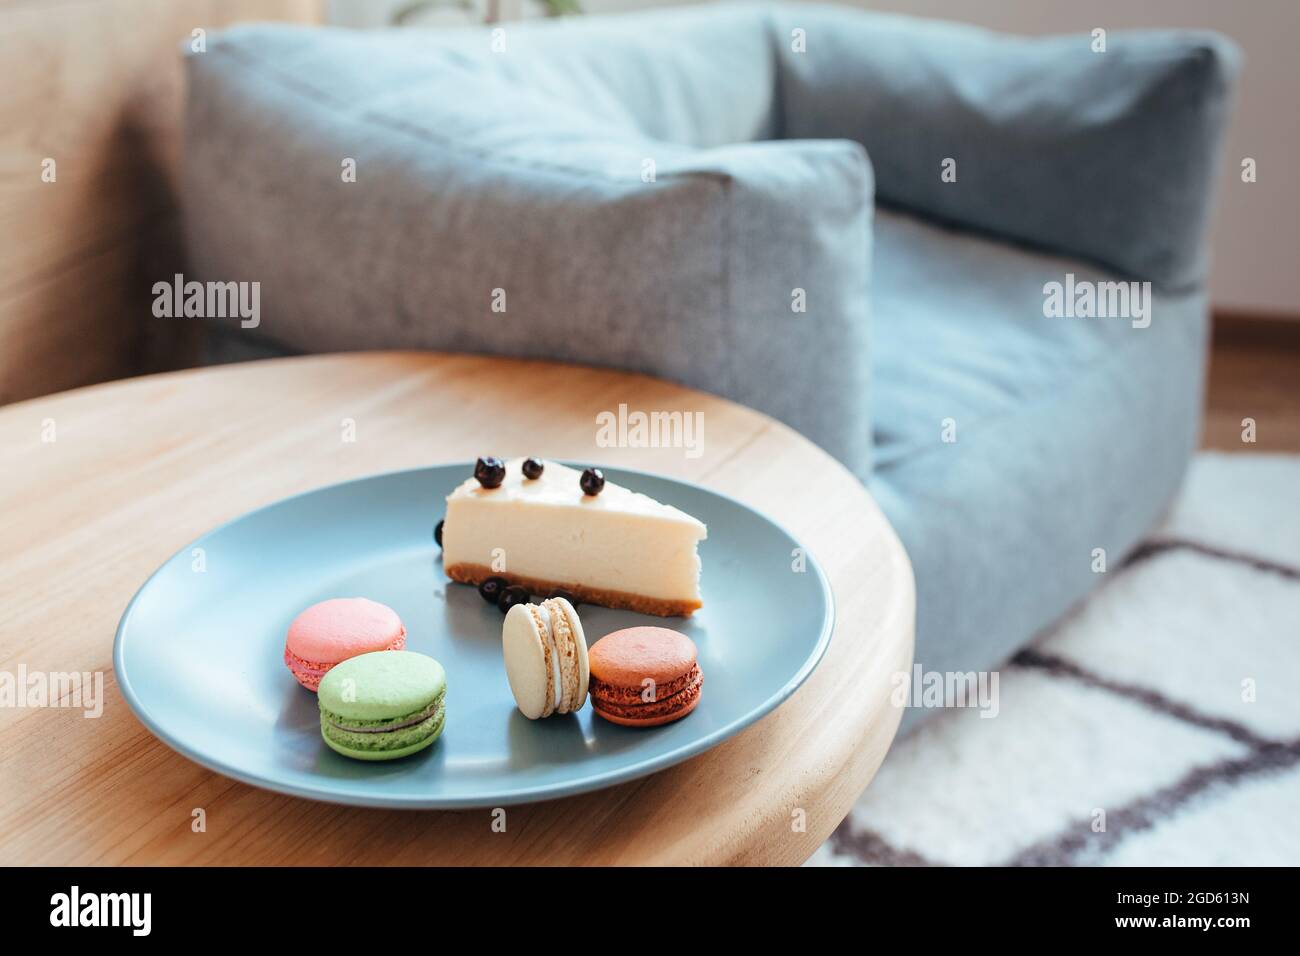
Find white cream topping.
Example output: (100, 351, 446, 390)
(447, 459, 706, 531)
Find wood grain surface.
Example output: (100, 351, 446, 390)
(0, 352, 914, 865)
(1203, 314, 1300, 453)
(0, 0, 322, 403)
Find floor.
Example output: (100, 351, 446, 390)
(1202, 316, 1300, 452)
(813, 452, 1300, 866)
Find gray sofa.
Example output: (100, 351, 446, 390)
(183, 3, 1238, 725)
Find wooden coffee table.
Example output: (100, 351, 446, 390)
(0, 352, 914, 865)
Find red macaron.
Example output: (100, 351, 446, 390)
(588, 626, 703, 727)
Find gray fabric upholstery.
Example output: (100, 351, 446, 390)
(867, 209, 1209, 728)
(184, 6, 874, 473)
(775, 6, 1239, 290)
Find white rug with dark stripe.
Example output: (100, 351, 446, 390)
(811, 452, 1300, 867)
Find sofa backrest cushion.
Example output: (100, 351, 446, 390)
(184, 9, 876, 473)
(774, 4, 1240, 291)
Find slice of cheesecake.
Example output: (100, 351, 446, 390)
(442, 459, 707, 617)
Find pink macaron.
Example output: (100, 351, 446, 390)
(283, 598, 406, 692)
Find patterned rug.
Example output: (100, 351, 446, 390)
(811, 453, 1300, 867)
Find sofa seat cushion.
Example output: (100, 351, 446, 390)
(868, 209, 1208, 720)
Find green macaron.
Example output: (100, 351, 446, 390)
(317, 650, 446, 761)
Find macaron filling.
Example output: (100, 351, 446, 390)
(543, 599, 581, 713)
(591, 665, 702, 721)
(325, 701, 439, 734)
(320, 693, 446, 753)
(549, 640, 562, 712)
(527, 604, 558, 715)
(588, 664, 697, 706)
(536, 602, 564, 712)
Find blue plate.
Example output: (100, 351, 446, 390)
(113, 464, 833, 808)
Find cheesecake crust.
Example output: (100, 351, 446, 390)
(445, 563, 701, 618)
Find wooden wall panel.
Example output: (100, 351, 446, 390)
(0, 0, 322, 405)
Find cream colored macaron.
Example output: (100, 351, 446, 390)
(502, 597, 589, 719)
